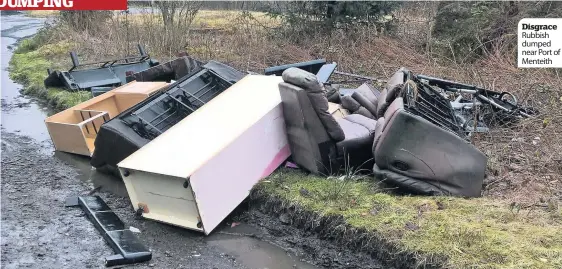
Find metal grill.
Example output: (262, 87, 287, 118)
(401, 75, 464, 137)
(121, 69, 233, 140)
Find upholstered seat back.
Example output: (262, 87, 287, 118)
(279, 68, 379, 175)
(282, 68, 345, 141)
(372, 99, 487, 197)
(278, 82, 337, 175)
(376, 68, 408, 118)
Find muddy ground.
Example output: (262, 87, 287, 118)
(1, 130, 387, 269)
(0, 12, 389, 269)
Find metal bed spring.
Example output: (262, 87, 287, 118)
(401, 76, 464, 137)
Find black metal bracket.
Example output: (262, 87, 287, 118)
(65, 196, 152, 267)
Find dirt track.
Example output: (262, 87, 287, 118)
(0, 130, 388, 269)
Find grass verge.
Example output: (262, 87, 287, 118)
(251, 169, 562, 269)
(8, 33, 91, 111)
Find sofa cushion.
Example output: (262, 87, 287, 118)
(279, 82, 337, 175)
(386, 84, 403, 103)
(386, 68, 407, 92)
(282, 68, 345, 141)
(373, 164, 447, 196)
(352, 91, 378, 118)
(282, 67, 324, 92)
(355, 83, 378, 106)
(341, 95, 361, 112)
(344, 114, 377, 132)
(354, 107, 375, 119)
(383, 97, 404, 128)
(336, 114, 377, 167)
(376, 88, 389, 118)
(325, 84, 340, 101)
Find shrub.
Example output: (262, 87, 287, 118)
(266, 1, 400, 38)
(432, 1, 562, 62)
(59, 11, 112, 31)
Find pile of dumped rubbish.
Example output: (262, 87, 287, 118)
(44, 47, 535, 266)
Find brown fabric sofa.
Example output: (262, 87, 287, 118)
(279, 68, 378, 175)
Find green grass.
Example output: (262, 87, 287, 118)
(257, 169, 562, 269)
(9, 35, 90, 110)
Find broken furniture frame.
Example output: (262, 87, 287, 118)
(69, 44, 152, 72)
(44, 44, 160, 94)
(126, 56, 204, 83)
(264, 59, 328, 77)
(66, 196, 152, 267)
(417, 74, 536, 133)
(45, 81, 169, 156)
(121, 68, 234, 140)
(418, 74, 533, 118)
(401, 71, 465, 137)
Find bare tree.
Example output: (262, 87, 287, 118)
(150, 1, 203, 56)
(153, 1, 203, 30)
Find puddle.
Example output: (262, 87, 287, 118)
(53, 151, 129, 197)
(1, 13, 51, 142)
(208, 224, 319, 269)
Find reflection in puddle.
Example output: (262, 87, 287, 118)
(208, 224, 320, 269)
(54, 151, 128, 197)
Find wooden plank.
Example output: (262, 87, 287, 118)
(114, 81, 168, 95)
(118, 75, 284, 179)
(114, 94, 151, 113)
(45, 122, 90, 156)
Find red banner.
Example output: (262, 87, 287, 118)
(0, 0, 127, 10)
